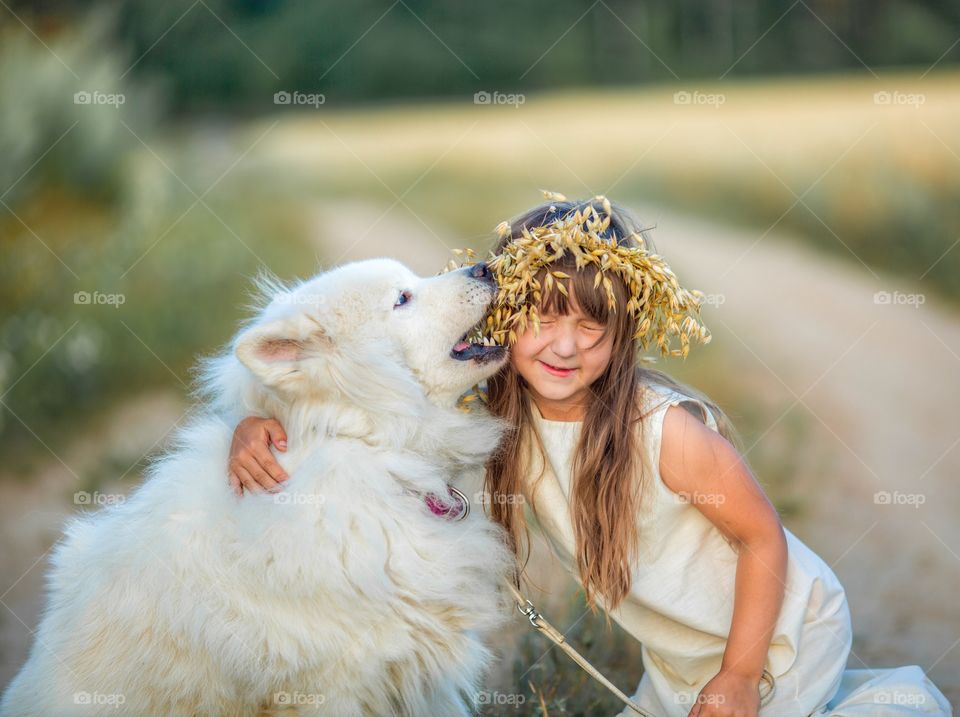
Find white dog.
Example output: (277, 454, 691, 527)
(1, 259, 516, 717)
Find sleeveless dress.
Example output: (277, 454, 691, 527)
(520, 382, 952, 717)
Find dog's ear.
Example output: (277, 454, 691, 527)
(234, 314, 334, 388)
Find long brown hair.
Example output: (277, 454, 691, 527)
(483, 197, 744, 614)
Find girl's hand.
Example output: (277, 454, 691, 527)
(227, 417, 288, 496)
(687, 669, 760, 717)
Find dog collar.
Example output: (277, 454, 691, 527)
(423, 485, 470, 521)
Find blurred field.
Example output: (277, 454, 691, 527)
(259, 69, 960, 298)
(4, 36, 959, 463)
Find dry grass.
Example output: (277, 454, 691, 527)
(446, 192, 711, 360)
(252, 69, 960, 305)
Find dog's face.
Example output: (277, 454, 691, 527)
(234, 259, 508, 409)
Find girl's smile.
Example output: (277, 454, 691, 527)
(539, 359, 577, 377)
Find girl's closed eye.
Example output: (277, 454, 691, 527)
(536, 313, 601, 330)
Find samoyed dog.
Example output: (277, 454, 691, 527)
(1, 259, 516, 717)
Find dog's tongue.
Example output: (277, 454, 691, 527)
(453, 339, 470, 352)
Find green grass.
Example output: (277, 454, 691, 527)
(0, 146, 315, 470)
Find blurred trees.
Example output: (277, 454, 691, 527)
(0, 12, 310, 462)
(4, 0, 958, 111)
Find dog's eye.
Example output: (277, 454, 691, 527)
(394, 290, 412, 308)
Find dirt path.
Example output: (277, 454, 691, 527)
(0, 391, 188, 688)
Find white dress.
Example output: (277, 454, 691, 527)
(521, 382, 952, 717)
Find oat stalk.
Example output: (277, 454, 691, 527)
(446, 191, 712, 360)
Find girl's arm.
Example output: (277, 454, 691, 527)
(659, 404, 788, 716)
(227, 417, 289, 496)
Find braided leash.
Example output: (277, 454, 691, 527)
(504, 580, 776, 716)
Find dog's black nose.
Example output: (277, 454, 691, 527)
(469, 262, 491, 280)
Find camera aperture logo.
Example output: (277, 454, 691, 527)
(474, 90, 525, 108)
(873, 90, 925, 108)
(274, 91, 325, 108)
(873, 290, 925, 308)
(273, 490, 326, 506)
(475, 690, 526, 707)
(74, 90, 125, 108)
(472, 490, 525, 507)
(874, 491, 925, 509)
(674, 490, 726, 507)
(273, 691, 325, 706)
(275, 292, 326, 308)
(75, 491, 125, 507)
(673, 90, 725, 107)
(74, 691, 126, 708)
(74, 290, 126, 308)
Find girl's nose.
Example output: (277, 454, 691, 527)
(550, 329, 578, 357)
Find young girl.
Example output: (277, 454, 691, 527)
(226, 194, 952, 717)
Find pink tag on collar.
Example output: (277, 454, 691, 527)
(424, 485, 469, 521)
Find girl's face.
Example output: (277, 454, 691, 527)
(511, 295, 613, 421)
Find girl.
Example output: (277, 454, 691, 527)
(226, 194, 952, 717)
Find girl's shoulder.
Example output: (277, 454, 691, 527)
(638, 381, 717, 431)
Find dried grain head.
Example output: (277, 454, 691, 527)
(445, 191, 712, 361)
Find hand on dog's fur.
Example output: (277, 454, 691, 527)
(227, 415, 288, 495)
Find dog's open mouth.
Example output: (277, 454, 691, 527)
(450, 321, 506, 362)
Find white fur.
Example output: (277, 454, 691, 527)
(1, 259, 515, 716)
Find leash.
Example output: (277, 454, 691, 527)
(503, 578, 656, 716)
(503, 579, 777, 716)
(419, 486, 775, 715)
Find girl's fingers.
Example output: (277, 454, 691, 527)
(265, 419, 288, 451)
(234, 466, 264, 495)
(251, 463, 282, 493)
(255, 448, 288, 482)
(227, 472, 243, 497)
